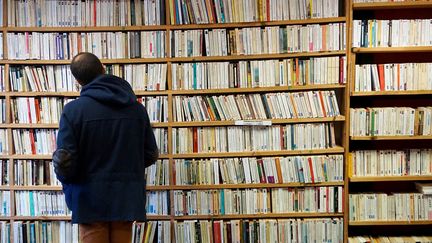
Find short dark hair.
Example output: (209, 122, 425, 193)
(70, 52, 104, 85)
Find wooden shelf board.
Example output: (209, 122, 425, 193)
(13, 216, 71, 221)
(351, 136, 432, 140)
(5, 17, 346, 32)
(146, 215, 171, 220)
(0, 124, 59, 129)
(174, 213, 344, 220)
(7, 92, 80, 97)
(6, 155, 54, 160)
(172, 146, 344, 159)
(134, 90, 169, 96)
(352, 47, 432, 53)
(0, 154, 173, 160)
(170, 116, 345, 127)
(7, 91, 170, 97)
(350, 176, 432, 182)
(1, 85, 345, 97)
(147, 182, 344, 190)
(352, 90, 432, 96)
(5, 25, 169, 32)
(13, 186, 62, 191)
(0, 122, 167, 128)
(353, 1, 432, 10)
(171, 51, 346, 62)
(349, 221, 432, 226)
(169, 17, 347, 30)
(171, 84, 345, 95)
(2, 51, 345, 65)
(5, 58, 168, 65)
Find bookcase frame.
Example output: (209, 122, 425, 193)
(347, 0, 432, 239)
(0, 0, 358, 242)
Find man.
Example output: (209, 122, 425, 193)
(53, 52, 158, 243)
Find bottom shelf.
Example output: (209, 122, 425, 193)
(349, 220, 432, 226)
(349, 236, 432, 243)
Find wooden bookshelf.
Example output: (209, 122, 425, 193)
(0, 0, 350, 242)
(348, 0, 432, 240)
(351, 90, 432, 96)
(350, 136, 432, 140)
(352, 47, 432, 54)
(352, 1, 432, 10)
(349, 221, 432, 226)
(350, 176, 432, 182)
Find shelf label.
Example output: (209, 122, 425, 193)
(234, 120, 272, 126)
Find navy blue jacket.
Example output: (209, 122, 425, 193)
(54, 74, 158, 223)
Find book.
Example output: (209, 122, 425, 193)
(351, 149, 432, 177)
(350, 107, 432, 136)
(175, 218, 343, 242)
(7, 31, 166, 60)
(171, 23, 346, 57)
(174, 155, 343, 185)
(14, 160, 60, 186)
(14, 191, 70, 216)
(173, 123, 337, 154)
(12, 221, 78, 243)
(350, 192, 432, 222)
(173, 90, 340, 121)
(173, 186, 342, 216)
(354, 63, 432, 92)
(352, 19, 432, 47)
(8, 0, 165, 27)
(170, 0, 340, 24)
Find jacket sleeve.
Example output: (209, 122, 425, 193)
(142, 108, 159, 167)
(53, 112, 79, 184)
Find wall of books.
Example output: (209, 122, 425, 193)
(1, 0, 430, 242)
(348, 0, 432, 242)
(0, 0, 349, 242)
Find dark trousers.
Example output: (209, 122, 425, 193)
(79, 222, 133, 243)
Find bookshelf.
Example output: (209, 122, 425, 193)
(352, 1, 432, 10)
(350, 176, 432, 182)
(0, 0, 351, 242)
(349, 221, 432, 226)
(348, 0, 432, 241)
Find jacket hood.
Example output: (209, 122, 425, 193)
(80, 74, 136, 106)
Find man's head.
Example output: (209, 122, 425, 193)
(70, 52, 105, 86)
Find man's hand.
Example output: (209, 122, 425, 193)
(53, 149, 76, 182)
